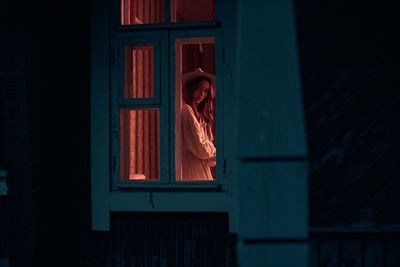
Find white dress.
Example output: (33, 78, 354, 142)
(181, 104, 216, 180)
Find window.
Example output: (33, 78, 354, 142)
(174, 37, 216, 181)
(91, 0, 234, 230)
(170, 0, 214, 23)
(120, 0, 214, 25)
(124, 44, 155, 99)
(112, 1, 222, 189)
(121, 0, 165, 25)
(120, 108, 160, 181)
(112, 34, 168, 187)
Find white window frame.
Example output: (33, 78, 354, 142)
(91, 0, 233, 231)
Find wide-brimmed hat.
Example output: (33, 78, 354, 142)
(182, 68, 216, 98)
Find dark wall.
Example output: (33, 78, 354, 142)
(0, 0, 92, 265)
(1, 0, 35, 265)
(23, 0, 91, 265)
(295, 0, 400, 229)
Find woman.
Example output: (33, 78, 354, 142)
(181, 68, 216, 181)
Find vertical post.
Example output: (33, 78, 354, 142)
(91, 0, 111, 230)
(234, 0, 309, 266)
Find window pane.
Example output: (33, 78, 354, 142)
(120, 109, 160, 181)
(121, 0, 164, 25)
(171, 0, 214, 23)
(124, 44, 154, 98)
(175, 37, 216, 181)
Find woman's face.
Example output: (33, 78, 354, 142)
(192, 79, 210, 104)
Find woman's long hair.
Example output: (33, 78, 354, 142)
(184, 76, 215, 125)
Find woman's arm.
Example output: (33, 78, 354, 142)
(182, 104, 216, 160)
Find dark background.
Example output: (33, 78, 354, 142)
(296, 1, 400, 229)
(1, 0, 399, 266)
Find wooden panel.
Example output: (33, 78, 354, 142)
(341, 240, 362, 267)
(91, 0, 111, 231)
(235, 0, 307, 158)
(120, 216, 129, 266)
(309, 233, 400, 267)
(111, 216, 121, 266)
(386, 241, 400, 267)
(364, 241, 384, 267)
(105, 212, 235, 266)
(183, 213, 192, 266)
(309, 240, 318, 267)
(198, 215, 206, 266)
(238, 161, 308, 239)
(238, 242, 308, 267)
(0, 197, 8, 258)
(319, 240, 340, 267)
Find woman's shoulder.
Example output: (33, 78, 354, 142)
(182, 104, 193, 114)
(182, 104, 200, 123)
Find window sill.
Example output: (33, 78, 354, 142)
(116, 180, 223, 191)
(107, 190, 230, 212)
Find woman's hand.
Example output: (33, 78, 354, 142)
(207, 124, 214, 142)
(208, 156, 216, 167)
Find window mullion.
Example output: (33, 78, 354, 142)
(164, 0, 171, 24)
(159, 29, 170, 184)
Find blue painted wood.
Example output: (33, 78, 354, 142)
(238, 161, 308, 239)
(235, 0, 307, 158)
(90, 0, 111, 231)
(238, 243, 309, 267)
